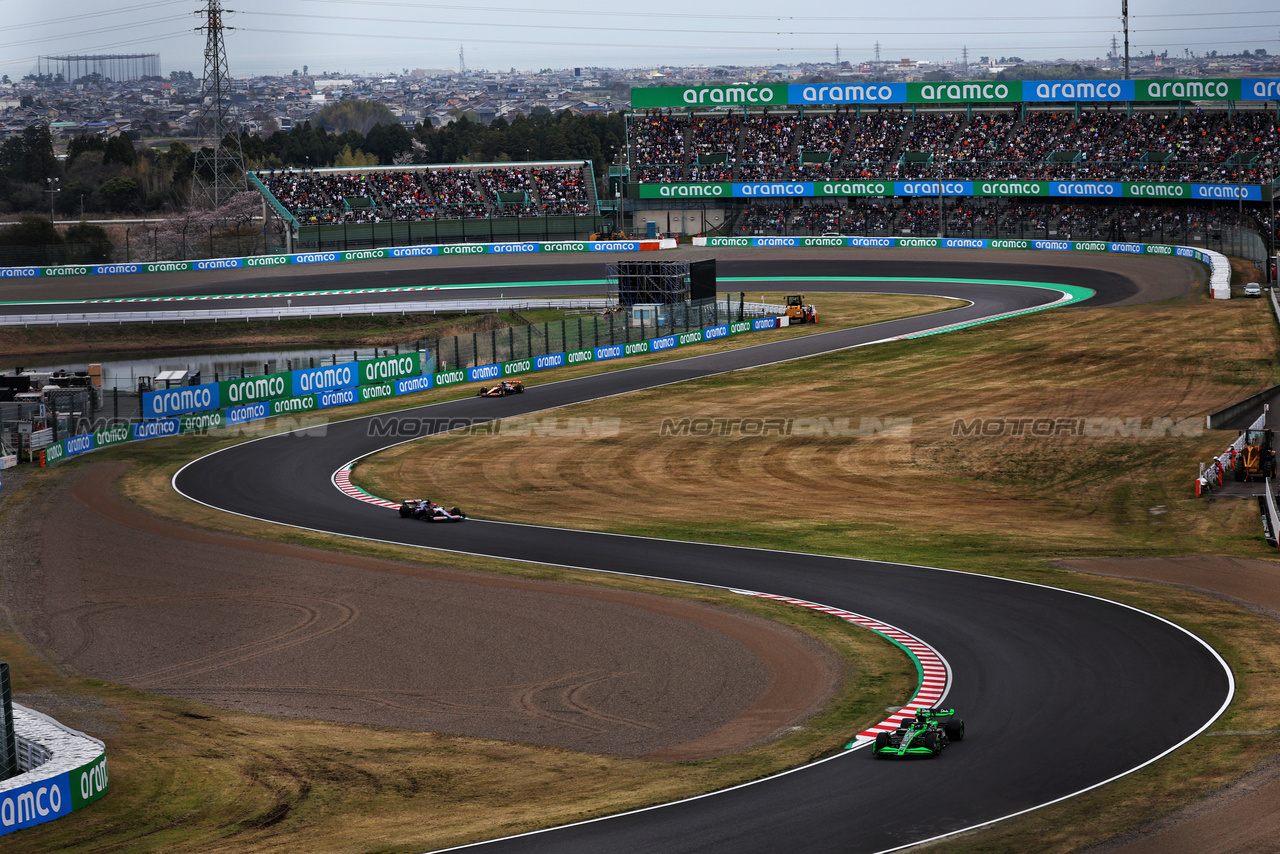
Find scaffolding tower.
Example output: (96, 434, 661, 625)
(606, 260, 690, 305)
(191, 0, 246, 209)
(38, 54, 160, 83)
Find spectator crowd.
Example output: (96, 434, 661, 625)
(630, 106, 1280, 185)
(258, 164, 597, 223)
(730, 198, 1263, 246)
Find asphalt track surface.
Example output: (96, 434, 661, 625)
(0, 258, 1140, 313)
(159, 258, 1235, 853)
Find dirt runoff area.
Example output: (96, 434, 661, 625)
(2, 462, 840, 761)
(1060, 555, 1280, 854)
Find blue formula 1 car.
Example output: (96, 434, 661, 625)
(872, 708, 965, 758)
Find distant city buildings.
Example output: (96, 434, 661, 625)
(3, 51, 1278, 146)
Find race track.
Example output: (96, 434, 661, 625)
(161, 254, 1231, 853)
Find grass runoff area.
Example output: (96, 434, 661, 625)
(353, 280, 1280, 851)
(0, 292, 950, 854)
(9, 279, 1280, 853)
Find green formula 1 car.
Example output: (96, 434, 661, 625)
(872, 707, 965, 758)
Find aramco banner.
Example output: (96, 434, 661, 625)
(631, 79, 1280, 108)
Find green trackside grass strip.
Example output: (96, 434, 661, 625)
(725, 276, 1096, 336)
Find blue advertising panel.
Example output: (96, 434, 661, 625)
(225, 402, 269, 425)
(0, 773, 73, 834)
(489, 243, 542, 254)
(732, 183, 813, 198)
(467, 364, 502, 383)
(593, 344, 624, 361)
(395, 375, 434, 394)
(142, 384, 220, 420)
(1021, 80, 1134, 101)
(133, 418, 180, 440)
(387, 245, 438, 258)
(317, 388, 358, 409)
(292, 361, 358, 396)
(895, 181, 974, 196)
(1047, 182, 1124, 197)
(1191, 184, 1262, 201)
(788, 83, 908, 104)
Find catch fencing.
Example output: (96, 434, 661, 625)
(426, 297, 773, 373)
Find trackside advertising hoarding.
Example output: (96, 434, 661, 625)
(293, 361, 358, 396)
(41, 236, 1214, 467)
(636, 180, 1263, 201)
(0, 742, 108, 837)
(5, 238, 674, 280)
(221, 372, 290, 407)
(142, 384, 220, 419)
(145, 354, 425, 421)
(361, 354, 421, 385)
(630, 79, 1280, 107)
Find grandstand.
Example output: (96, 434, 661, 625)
(244, 84, 1279, 258)
(250, 161, 602, 252)
(627, 105, 1280, 185)
(622, 81, 1280, 258)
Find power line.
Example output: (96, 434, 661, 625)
(296, 0, 1280, 24)
(237, 9, 1278, 38)
(0, 14, 190, 50)
(229, 25, 1280, 54)
(0, 1, 190, 32)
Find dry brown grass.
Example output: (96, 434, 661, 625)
(345, 285, 1280, 851)
(356, 289, 1280, 563)
(2, 292, 951, 853)
(12, 285, 1280, 852)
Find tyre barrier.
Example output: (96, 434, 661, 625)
(0, 704, 107, 837)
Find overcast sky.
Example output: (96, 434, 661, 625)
(1, 0, 1277, 81)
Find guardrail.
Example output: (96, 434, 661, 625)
(1263, 481, 1280, 547)
(0, 299, 782, 328)
(0, 298, 614, 327)
(0, 704, 107, 837)
(0, 238, 677, 281)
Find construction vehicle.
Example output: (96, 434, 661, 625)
(785, 294, 818, 324)
(1234, 428, 1276, 481)
(591, 231, 627, 241)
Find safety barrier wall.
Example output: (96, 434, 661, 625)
(39, 314, 784, 466)
(639, 180, 1265, 201)
(633, 77, 1280, 109)
(1206, 383, 1280, 430)
(34, 235, 1223, 467)
(0, 704, 107, 837)
(692, 234, 1222, 268)
(0, 298, 615, 328)
(0, 238, 675, 280)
